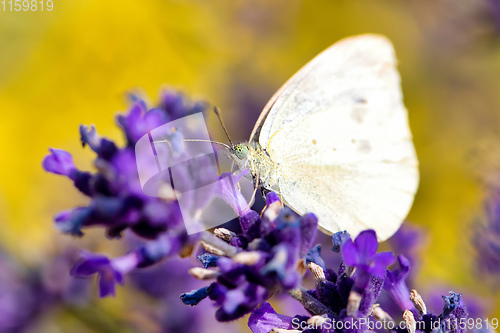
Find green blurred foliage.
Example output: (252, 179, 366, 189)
(1, 0, 499, 330)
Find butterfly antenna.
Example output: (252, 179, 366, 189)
(154, 138, 231, 150)
(213, 106, 233, 146)
(183, 139, 231, 149)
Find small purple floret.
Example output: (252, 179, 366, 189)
(342, 230, 395, 287)
(71, 253, 123, 297)
(42, 148, 77, 179)
(384, 255, 415, 311)
(248, 302, 293, 333)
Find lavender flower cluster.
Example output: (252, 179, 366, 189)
(181, 192, 318, 321)
(43, 92, 206, 296)
(247, 229, 469, 333)
(43, 91, 477, 333)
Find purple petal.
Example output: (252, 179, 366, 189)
(113, 270, 124, 285)
(54, 210, 71, 223)
(341, 238, 358, 266)
(369, 252, 396, 277)
(144, 108, 169, 132)
(98, 273, 117, 297)
(71, 255, 110, 276)
(354, 229, 378, 261)
(42, 148, 76, 177)
(368, 263, 387, 278)
(117, 102, 146, 143)
(54, 209, 82, 236)
(161, 90, 187, 119)
(265, 192, 281, 206)
(248, 302, 293, 333)
(397, 254, 410, 276)
(215, 170, 250, 216)
(222, 288, 246, 315)
(385, 268, 396, 284)
(299, 213, 318, 257)
(143, 200, 172, 226)
(216, 257, 238, 273)
(384, 255, 410, 287)
(111, 149, 139, 181)
(373, 251, 396, 267)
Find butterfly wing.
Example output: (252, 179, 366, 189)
(254, 34, 419, 241)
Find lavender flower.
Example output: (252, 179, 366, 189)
(180, 193, 319, 322)
(247, 230, 469, 333)
(42, 93, 206, 240)
(383, 255, 415, 312)
(341, 229, 395, 288)
(439, 292, 469, 333)
(42, 148, 77, 178)
(43, 91, 215, 297)
(248, 302, 295, 333)
(71, 252, 124, 297)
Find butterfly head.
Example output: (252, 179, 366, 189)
(230, 144, 249, 160)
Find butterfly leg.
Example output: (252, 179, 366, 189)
(229, 160, 243, 192)
(278, 191, 284, 208)
(242, 164, 261, 213)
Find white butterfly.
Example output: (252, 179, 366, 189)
(228, 34, 419, 241)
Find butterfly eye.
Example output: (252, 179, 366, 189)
(233, 145, 248, 160)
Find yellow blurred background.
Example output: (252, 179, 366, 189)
(1, 0, 499, 331)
